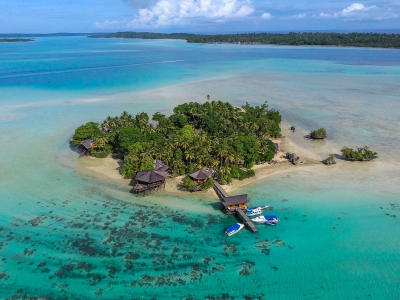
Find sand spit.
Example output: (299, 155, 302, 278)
(78, 128, 327, 201)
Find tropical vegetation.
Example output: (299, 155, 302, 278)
(90, 32, 400, 49)
(341, 146, 378, 161)
(72, 101, 281, 183)
(309, 128, 327, 139)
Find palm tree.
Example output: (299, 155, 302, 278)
(185, 149, 195, 166)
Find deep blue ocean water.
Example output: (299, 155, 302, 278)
(0, 36, 400, 299)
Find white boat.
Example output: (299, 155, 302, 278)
(245, 208, 263, 216)
(247, 205, 270, 211)
(252, 215, 280, 225)
(225, 223, 245, 236)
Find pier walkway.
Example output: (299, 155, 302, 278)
(214, 181, 229, 198)
(214, 181, 258, 233)
(237, 209, 258, 233)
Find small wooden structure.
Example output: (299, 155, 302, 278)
(237, 209, 258, 233)
(133, 169, 167, 194)
(166, 134, 176, 139)
(221, 194, 250, 213)
(213, 182, 258, 233)
(274, 143, 279, 155)
(189, 169, 211, 183)
(153, 159, 169, 172)
(79, 139, 94, 157)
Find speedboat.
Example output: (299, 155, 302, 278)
(225, 223, 245, 236)
(252, 215, 280, 225)
(247, 205, 269, 211)
(245, 208, 263, 216)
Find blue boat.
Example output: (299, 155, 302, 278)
(245, 208, 263, 216)
(225, 223, 245, 236)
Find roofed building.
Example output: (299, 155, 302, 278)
(133, 169, 168, 194)
(221, 194, 250, 212)
(79, 139, 94, 156)
(189, 169, 212, 183)
(153, 159, 169, 172)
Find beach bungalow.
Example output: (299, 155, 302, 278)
(133, 169, 168, 194)
(189, 169, 212, 183)
(221, 194, 250, 213)
(153, 159, 169, 172)
(79, 139, 94, 156)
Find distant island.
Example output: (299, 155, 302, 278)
(0, 38, 34, 43)
(89, 32, 400, 49)
(73, 101, 281, 188)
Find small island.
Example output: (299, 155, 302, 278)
(73, 101, 281, 192)
(0, 38, 34, 43)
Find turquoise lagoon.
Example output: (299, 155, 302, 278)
(0, 37, 400, 299)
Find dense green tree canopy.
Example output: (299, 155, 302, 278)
(90, 32, 400, 49)
(341, 146, 378, 161)
(73, 101, 281, 180)
(310, 128, 327, 139)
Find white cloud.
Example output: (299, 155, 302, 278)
(96, 0, 254, 29)
(342, 3, 367, 14)
(317, 2, 399, 20)
(283, 13, 306, 19)
(261, 12, 272, 19)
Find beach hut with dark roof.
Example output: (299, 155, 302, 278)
(221, 194, 250, 212)
(189, 169, 211, 183)
(153, 159, 169, 172)
(133, 169, 168, 193)
(79, 139, 94, 156)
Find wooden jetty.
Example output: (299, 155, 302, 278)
(214, 181, 229, 198)
(237, 209, 258, 233)
(214, 181, 258, 233)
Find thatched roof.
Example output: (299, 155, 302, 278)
(148, 119, 159, 127)
(153, 159, 169, 172)
(80, 139, 94, 150)
(135, 169, 167, 184)
(189, 169, 211, 180)
(221, 194, 250, 207)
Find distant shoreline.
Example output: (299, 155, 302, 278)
(0, 38, 34, 43)
(89, 32, 400, 49)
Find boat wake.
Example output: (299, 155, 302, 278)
(0, 60, 185, 79)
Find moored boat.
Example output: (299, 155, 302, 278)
(225, 223, 245, 236)
(245, 208, 263, 216)
(247, 205, 269, 211)
(252, 215, 280, 225)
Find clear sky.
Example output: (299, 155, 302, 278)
(1, 0, 400, 33)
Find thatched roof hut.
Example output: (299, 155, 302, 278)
(153, 159, 169, 172)
(80, 139, 94, 150)
(135, 169, 168, 184)
(221, 194, 250, 209)
(189, 169, 211, 181)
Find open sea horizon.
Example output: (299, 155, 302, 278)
(0, 36, 400, 299)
